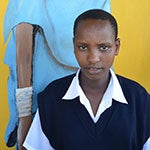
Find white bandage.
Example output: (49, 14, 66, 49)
(16, 86, 33, 118)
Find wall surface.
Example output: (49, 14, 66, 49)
(0, 0, 149, 149)
(0, 0, 15, 149)
(112, 1, 150, 92)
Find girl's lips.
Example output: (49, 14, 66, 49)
(86, 67, 103, 74)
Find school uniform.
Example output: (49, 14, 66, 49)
(23, 69, 150, 150)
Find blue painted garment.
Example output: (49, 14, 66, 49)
(3, 0, 111, 146)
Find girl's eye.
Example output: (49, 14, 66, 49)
(78, 45, 87, 51)
(99, 45, 109, 51)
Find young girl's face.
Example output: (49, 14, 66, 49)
(74, 19, 120, 81)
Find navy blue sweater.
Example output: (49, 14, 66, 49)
(38, 74, 150, 150)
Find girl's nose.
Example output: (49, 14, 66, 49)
(87, 50, 101, 64)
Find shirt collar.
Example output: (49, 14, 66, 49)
(110, 69, 128, 104)
(62, 68, 128, 105)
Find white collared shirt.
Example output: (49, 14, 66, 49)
(62, 69, 127, 123)
(23, 69, 150, 150)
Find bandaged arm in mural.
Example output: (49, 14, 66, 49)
(16, 23, 33, 150)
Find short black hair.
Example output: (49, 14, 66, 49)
(73, 9, 118, 39)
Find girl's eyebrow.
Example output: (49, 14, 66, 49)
(98, 42, 113, 45)
(75, 39, 114, 45)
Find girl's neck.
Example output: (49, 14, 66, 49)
(79, 71, 110, 93)
(79, 71, 111, 116)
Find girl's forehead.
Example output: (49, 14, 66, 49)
(79, 19, 110, 28)
(76, 19, 113, 33)
(76, 19, 114, 35)
(75, 19, 115, 42)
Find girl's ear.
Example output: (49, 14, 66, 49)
(114, 38, 120, 56)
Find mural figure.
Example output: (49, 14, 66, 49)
(3, 0, 111, 149)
